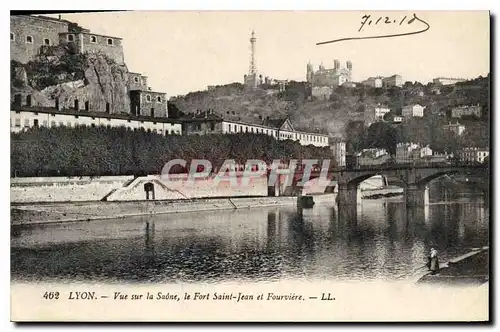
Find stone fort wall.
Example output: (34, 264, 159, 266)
(10, 15, 69, 64)
(11, 15, 125, 65)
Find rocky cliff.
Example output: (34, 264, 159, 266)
(11, 46, 130, 115)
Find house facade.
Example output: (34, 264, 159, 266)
(10, 106, 182, 135)
(402, 104, 425, 119)
(181, 111, 329, 147)
(451, 105, 482, 118)
(457, 147, 489, 163)
(364, 106, 391, 127)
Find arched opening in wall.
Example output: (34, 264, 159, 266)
(144, 182, 155, 200)
(106, 103, 110, 113)
(14, 94, 21, 106)
(26, 95, 32, 107)
(55, 97, 60, 110)
(85, 101, 90, 111)
(74, 99, 79, 110)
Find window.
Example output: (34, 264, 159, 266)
(15, 119, 21, 127)
(25, 35, 33, 44)
(146, 95, 151, 102)
(107, 38, 113, 46)
(157, 96, 162, 102)
(228, 124, 232, 132)
(10, 33, 14, 41)
(33, 119, 39, 127)
(42, 120, 48, 127)
(44, 38, 50, 45)
(59, 122, 64, 126)
(90, 36, 97, 43)
(74, 115, 79, 119)
(134, 77, 139, 83)
(210, 123, 215, 131)
(91, 123, 96, 128)
(51, 121, 56, 127)
(67, 34, 74, 42)
(67, 122, 72, 127)
(24, 119, 30, 127)
(151, 108, 154, 117)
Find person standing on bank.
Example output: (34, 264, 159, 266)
(426, 248, 440, 274)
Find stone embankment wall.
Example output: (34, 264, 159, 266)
(11, 176, 134, 203)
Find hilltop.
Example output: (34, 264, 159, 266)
(169, 75, 490, 138)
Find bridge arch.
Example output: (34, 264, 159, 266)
(415, 170, 460, 187)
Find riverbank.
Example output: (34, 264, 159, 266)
(12, 194, 339, 226)
(414, 247, 489, 286)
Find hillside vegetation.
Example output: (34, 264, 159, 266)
(170, 75, 490, 139)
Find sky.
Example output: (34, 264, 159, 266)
(47, 11, 489, 97)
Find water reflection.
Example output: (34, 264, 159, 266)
(11, 188, 489, 284)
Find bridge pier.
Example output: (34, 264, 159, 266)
(336, 182, 359, 206)
(405, 184, 429, 207)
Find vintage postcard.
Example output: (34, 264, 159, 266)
(10, 10, 490, 322)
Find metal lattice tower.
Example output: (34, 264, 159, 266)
(248, 30, 257, 76)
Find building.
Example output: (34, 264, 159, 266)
(457, 147, 489, 163)
(402, 104, 425, 119)
(357, 148, 390, 166)
(330, 139, 346, 167)
(10, 106, 182, 135)
(433, 77, 466, 86)
(393, 116, 403, 123)
(364, 106, 391, 127)
(11, 15, 124, 65)
(129, 90, 168, 117)
(11, 14, 169, 121)
(382, 75, 403, 88)
(451, 104, 482, 118)
(306, 60, 353, 87)
(311, 86, 333, 101)
(361, 77, 383, 88)
(180, 109, 224, 135)
(443, 121, 466, 136)
(395, 142, 432, 163)
(181, 111, 329, 147)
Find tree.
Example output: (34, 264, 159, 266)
(344, 120, 365, 153)
(363, 122, 401, 155)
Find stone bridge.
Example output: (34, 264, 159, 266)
(271, 163, 488, 207)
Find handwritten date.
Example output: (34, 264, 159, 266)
(359, 13, 421, 32)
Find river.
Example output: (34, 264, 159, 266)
(11, 183, 489, 284)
